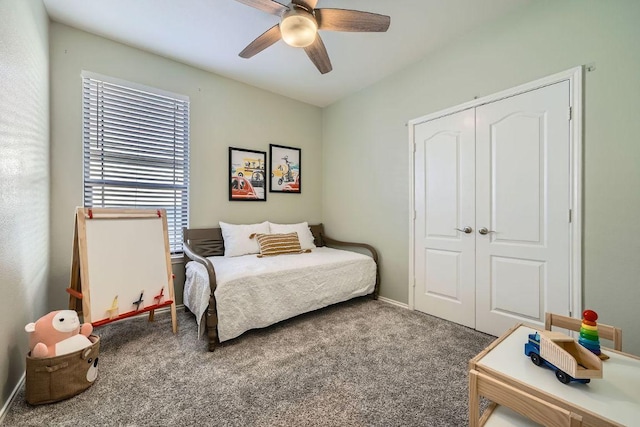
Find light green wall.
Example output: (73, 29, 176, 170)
(323, 0, 640, 355)
(4, 2, 638, 415)
(0, 0, 50, 411)
(49, 23, 323, 310)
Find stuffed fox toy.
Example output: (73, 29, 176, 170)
(25, 310, 93, 358)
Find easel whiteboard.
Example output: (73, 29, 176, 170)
(70, 207, 177, 332)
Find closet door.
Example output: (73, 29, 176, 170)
(413, 109, 476, 328)
(475, 81, 571, 336)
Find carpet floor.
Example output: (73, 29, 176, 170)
(4, 298, 495, 426)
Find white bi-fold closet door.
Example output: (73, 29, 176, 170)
(412, 79, 575, 337)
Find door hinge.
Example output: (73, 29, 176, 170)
(413, 210, 416, 220)
(413, 278, 416, 288)
(568, 106, 573, 121)
(569, 209, 572, 223)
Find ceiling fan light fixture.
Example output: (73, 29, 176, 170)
(280, 8, 317, 48)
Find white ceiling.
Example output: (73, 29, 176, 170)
(42, 0, 531, 107)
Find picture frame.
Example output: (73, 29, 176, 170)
(269, 144, 301, 193)
(229, 147, 267, 201)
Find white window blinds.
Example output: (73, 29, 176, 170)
(82, 72, 190, 254)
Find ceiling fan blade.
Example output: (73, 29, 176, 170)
(239, 25, 282, 58)
(304, 34, 332, 74)
(292, 0, 318, 10)
(234, 0, 288, 16)
(316, 9, 391, 32)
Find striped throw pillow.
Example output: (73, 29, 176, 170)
(249, 232, 311, 257)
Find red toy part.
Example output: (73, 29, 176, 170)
(583, 309, 598, 322)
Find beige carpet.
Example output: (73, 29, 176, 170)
(4, 298, 495, 426)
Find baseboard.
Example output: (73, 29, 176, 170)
(377, 296, 409, 309)
(0, 372, 25, 424)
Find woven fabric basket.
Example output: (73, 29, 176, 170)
(25, 335, 100, 405)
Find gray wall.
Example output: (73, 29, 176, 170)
(0, 0, 50, 411)
(322, 0, 640, 355)
(49, 23, 323, 309)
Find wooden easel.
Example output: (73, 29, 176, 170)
(67, 207, 177, 333)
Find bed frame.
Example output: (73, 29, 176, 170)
(183, 224, 379, 351)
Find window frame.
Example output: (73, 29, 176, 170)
(81, 71, 190, 256)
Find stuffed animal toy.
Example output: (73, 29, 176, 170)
(25, 310, 93, 358)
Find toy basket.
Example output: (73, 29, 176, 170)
(25, 335, 100, 405)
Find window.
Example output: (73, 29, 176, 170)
(82, 71, 189, 254)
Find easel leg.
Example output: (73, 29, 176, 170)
(170, 302, 177, 334)
(68, 217, 84, 316)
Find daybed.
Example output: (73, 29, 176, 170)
(182, 223, 379, 351)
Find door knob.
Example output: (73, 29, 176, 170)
(455, 226, 473, 234)
(478, 227, 496, 235)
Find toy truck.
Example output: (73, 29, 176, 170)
(524, 330, 603, 384)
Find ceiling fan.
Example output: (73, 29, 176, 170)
(235, 0, 391, 74)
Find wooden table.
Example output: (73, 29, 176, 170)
(469, 324, 640, 427)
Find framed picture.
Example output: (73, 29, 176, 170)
(269, 144, 301, 193)
(229, 147, 266, 201)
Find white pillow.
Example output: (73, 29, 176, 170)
(219, 221, 270, 257)
(268, 222, 316, 250)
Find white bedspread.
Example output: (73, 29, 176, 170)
(184, 246, 376, 342)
